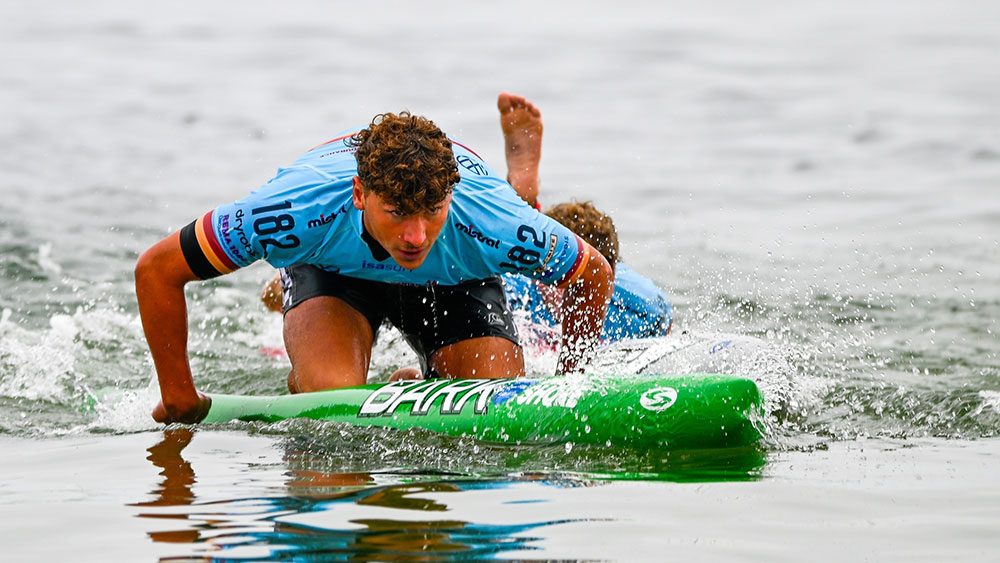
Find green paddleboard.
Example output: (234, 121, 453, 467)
(204, 373, 764, 449)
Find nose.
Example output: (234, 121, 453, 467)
(400, 217, 427, 248)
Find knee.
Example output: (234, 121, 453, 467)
(287, 365, 367, 393)
(287, 369, 300, 394)
(389, 366, 424, 382)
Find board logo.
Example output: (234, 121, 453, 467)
(513, 379, 587, 409)
(709, 339, 733, 354)
(358, 379, 508, 417)
(640, 386, 678, 412)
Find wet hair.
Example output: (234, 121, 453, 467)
(348, 111, 461, 215)
(545, 200, 619, 266)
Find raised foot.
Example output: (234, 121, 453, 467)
(497, 92, 543, 206)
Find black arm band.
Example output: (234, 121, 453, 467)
(179, 220, 224, 280)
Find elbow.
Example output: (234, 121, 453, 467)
(134, 243, 188, 292)
(565, 247, 614, 309)
(134, 247, 159, 288)
(134, 231, 197, 302)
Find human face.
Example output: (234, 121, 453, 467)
(352, 177, 451, 270)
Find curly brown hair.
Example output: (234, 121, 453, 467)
(348, 112, 461, 215)
(545, 200, 619, 266)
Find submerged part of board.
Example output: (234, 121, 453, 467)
(204, 373, 764, 450)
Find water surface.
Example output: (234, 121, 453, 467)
(1, 0, 998, 560)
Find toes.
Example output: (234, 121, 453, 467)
(498, 91, 530, 113)
(497, 91, 515, 111)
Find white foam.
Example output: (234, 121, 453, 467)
(0, 312, 80, 402)
(973, 390, 1000, 416)
(36, 242, 62, 274)
(86, 379, 163, 433)
(0, 307, 146, 412)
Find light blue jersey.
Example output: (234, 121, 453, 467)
(504, 263, 672, 341)
(186, 132, 587, 287)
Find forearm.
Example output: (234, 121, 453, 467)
(137, 272, 197, 405)
(135, 231, 207, 422)
(557, 251, 613, 374)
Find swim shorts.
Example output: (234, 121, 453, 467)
(280, 265, 519, 372)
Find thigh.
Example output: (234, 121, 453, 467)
(284, 296, 374, 392)
(281, 266, 390, 393)
(430, 336, 524, 379)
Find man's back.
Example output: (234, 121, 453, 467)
(504, 262, 671, 342)
(196, 133, 585, 286)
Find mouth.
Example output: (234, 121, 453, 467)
(396, 247, 427, 262)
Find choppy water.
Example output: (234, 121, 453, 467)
(2, 0, 999, 560)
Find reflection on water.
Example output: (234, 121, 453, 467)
(132, 429, 766, 561)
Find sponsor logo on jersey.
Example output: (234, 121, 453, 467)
(358, 379, 509, 417)
(319, 147, 356, 159)
(220, 209, 256, 262)
(539, 234, 559, 269)
(456, 155, 487, 176)
(455, 221, 501, 248)
(307, 204, 347, 229)
(362, 259, 404, 272)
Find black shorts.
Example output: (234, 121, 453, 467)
(280, 265, 520, 372)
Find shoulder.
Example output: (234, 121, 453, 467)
(447, 184, 584, 284)
(212, 166, 354, 269)
(450, 139, 498, 180)
(284, 129, 364, 178)
(611, 263, 670, 312)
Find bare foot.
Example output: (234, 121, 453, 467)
(498, 92, 543, 207)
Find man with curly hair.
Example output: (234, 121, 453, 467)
(257, 93, 672, 343)
(135, 102, 614, 424)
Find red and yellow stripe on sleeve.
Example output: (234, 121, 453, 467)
(195, 211, 239, 274)
(179, 211, 240, 280)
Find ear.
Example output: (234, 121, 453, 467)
(352, 177, 365, 210)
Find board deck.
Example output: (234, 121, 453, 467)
(204, 373, 765, 450)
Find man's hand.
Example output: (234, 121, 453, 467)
(152, 392, 213, 424)
(556, 244, 614, 375)
(261, 272, 284, 313)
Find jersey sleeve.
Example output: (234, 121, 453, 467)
(178, 168, 325, 279)
(470, 184, 590, 287)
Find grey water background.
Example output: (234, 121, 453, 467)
(1, 0, 999, 560)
